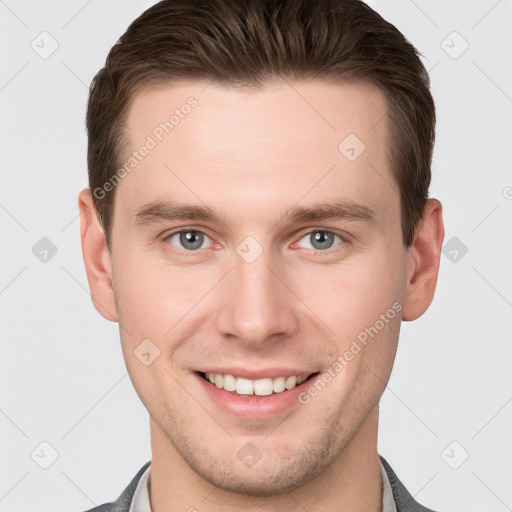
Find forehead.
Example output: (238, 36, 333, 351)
(116, 78, 396, 227)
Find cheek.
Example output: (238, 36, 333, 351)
(113, 256, 195, 330)
(112, 257, 221, 378)
(292, 249, 406, 338)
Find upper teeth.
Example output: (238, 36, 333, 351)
(204, 372, 311, 396)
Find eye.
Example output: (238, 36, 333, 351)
(295, 230, 344, 251)
(165, 230, 214, 252)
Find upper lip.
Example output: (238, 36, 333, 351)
(196, 368, 319, 380)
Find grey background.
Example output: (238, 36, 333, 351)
(1, 1, 511, 511)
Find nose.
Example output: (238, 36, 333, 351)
(214, 243, 300, 348)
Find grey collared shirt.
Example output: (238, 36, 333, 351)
(129, 460, 397, 511)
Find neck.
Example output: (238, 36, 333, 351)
(149, 406, 382, 512)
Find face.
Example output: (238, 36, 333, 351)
(97, 79, 412, 494)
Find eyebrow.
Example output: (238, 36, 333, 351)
(133, 199, 377, 227)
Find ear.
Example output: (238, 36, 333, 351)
(78, 188, 118, 322)
(402, 198, 445, 321)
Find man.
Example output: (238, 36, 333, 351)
(78, 0, 444, 510)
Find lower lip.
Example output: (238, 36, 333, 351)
(194, 372, 320, 420)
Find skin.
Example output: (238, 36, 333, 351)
(79, 78, 444, 511)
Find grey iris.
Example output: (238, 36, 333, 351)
(180, 231, 204, 250)
(310, 231, 335, 250)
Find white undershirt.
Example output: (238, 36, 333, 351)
(129, 459, 397, 512)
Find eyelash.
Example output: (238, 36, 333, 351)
(161, 228, 347, 256)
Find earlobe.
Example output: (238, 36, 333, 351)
(78, 188, 118, 322)
(402, 198, 445, 321)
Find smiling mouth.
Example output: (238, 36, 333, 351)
(197, 371, 320, 396)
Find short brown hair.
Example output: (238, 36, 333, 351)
(86, 0, 435, 250)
